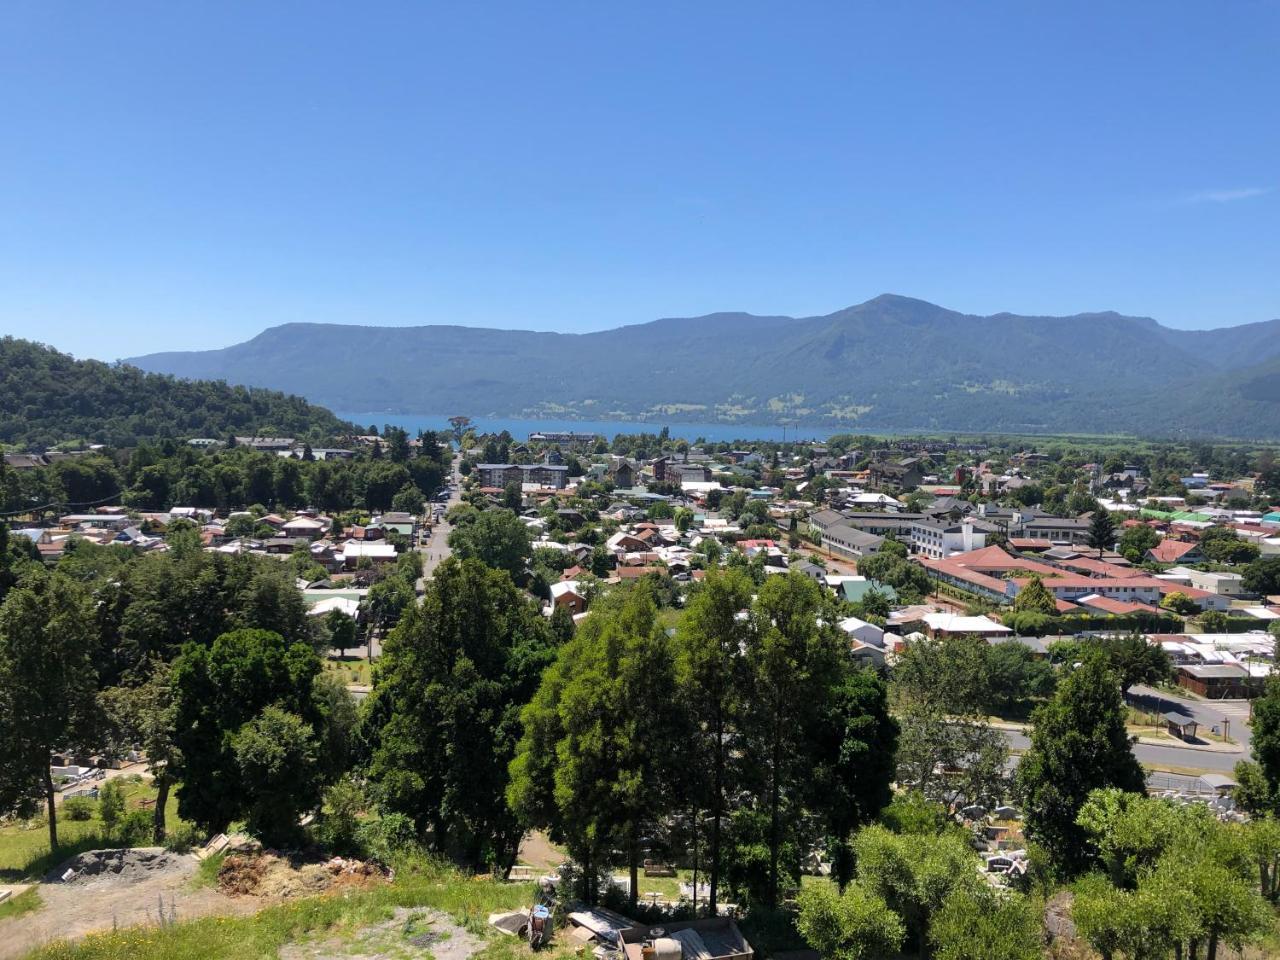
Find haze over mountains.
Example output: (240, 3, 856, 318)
(128, 295, 1280, 439)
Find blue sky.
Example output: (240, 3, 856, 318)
(2, 2, 1277, 359)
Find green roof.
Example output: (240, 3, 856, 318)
(841, 580, 899, 603)
(1140, 508, 1213, 523)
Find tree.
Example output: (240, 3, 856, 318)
(232, 706, 324, 845)
(502, 481, 522, 510)
(448, 508, 531, 578)
(1200, 526, 1260, 565)
(1117, 523, 1160, 562)
(98, 778, 125, 837)
(796, 881, 906, 960)
(813, 667, 898, 889)
(99, 660, 181, 842)
(391, 482, 427, 516)
(1160, 591, 1199, 615)
(984, 641, 1056, 715)
(1015, 653, 1145, 875)
(171, 628, 327, 837)
(1248, 674, 1280, 809)
(325, 608, 357, 658)
(853, 826, 979, 959)
(1243, 557, 1280, 597)
(930, 886, 1043, 960)
(0, 570, 99, 852)
(673, 569, 753, 912)
(742, 573, 845, 906)
(892, 635, 1007, 812)
(1088, 508, 1117, 558)
(366, 558, 555, 871)
(1200, 609, 1229, 632)
(1098, 631, 1172, 693)
(510, 584, 688, 905)
(1012, 575, 1057, 616)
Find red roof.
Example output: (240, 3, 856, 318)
(1147, 539, 1200, 563)
(1074, 594, 1158, 615)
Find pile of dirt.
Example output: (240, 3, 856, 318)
(44, 848, 180, 885)
(217, 852, 386, 899)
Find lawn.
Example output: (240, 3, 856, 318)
(0, 775, 183, 882)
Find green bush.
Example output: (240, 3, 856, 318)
(354, 812, 417, 864)
(62, 796, 95, 821)
(163, 822, 204, 853)
(120, 809, 154, 846)
(98, 780, 125, 836)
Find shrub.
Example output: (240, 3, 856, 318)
(98, 780, 125, 836)
(163, 821, 204, 853)
(62, 797, 95, 821)
(354, 812, 417, 863)
(120, 809, 154, 846)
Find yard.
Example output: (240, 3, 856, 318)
(0, 775, 182, 883)
(323, 656, 373, 687)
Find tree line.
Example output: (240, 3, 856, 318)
(0, 428, 450, 517)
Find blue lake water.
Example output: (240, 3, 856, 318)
(339, 412, 835, 444)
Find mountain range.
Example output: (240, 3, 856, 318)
(126, 295, 1280, 439)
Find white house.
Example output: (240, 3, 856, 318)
(838, 615, 885, 648)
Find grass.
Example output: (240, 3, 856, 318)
(0, 887, 42, 921)
(21, 857, 548, 960)
(190, 851, 227, 890)
(324, 656, 374, 686)
(0, 776, 183, 882)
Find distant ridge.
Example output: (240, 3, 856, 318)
(127, 295, 1280, 439)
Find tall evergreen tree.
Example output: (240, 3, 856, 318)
(743, 572, 844, 906)
(673, 569, 753, 912)
(365, 557, 554, 871)
(1014, 653, 1144, 875)
(1087, 508, 1117, 558)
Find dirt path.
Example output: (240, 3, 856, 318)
(516, 831, 565, 871)
(0, 849, 259, 960)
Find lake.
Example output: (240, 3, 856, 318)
(338, 412, 835, 444)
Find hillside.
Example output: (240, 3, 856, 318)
(126, 295, 1280, 438)
(0, 337, 354, 449)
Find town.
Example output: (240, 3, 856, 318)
(4, 413, 1280, 960)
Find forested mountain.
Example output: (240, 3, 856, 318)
(1, 337, 354, 448)
(127, 294, 1280, 438)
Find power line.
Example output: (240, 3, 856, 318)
(0, 490, 124, 520)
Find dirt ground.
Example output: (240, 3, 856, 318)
(516, 832, 564, 871)
(0, 848, 260, 960)
(279, 907, 482, 960)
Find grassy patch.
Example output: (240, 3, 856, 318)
(0, 776, 183, 882)
(323, 656, 373, 686)
(22, 857, 539, 960)
(190, 851, 227, 891)
(0, 887, 42, 921)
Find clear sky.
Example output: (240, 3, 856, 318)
(2, 2, 1277, 360)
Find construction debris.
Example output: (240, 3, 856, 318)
(489, 910, 527, 936)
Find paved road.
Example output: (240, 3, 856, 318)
(1002, 728, 1242, 774)
(417, 455, 464, 588)
(1128, 684, 1252, 755)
